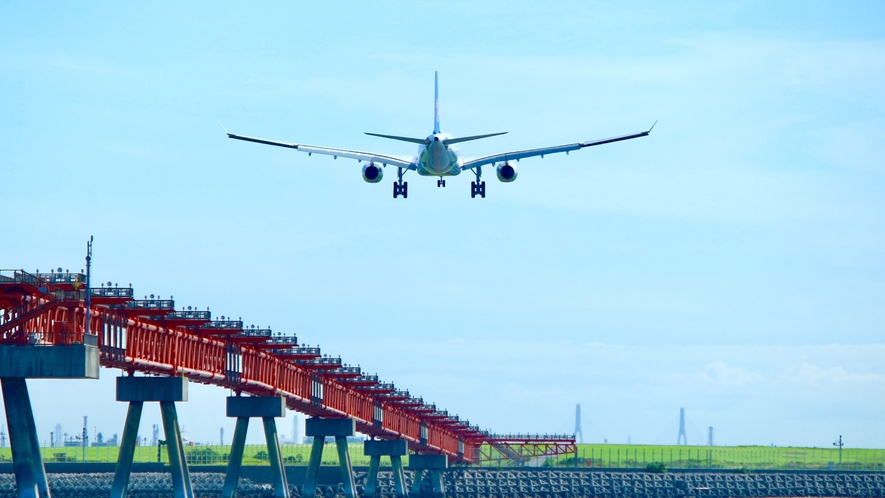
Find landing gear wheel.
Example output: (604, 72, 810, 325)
(393, 181, 408, 198)
(470, 181, 486, 198)
(437, 179, 446, 187)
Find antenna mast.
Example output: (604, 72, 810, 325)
(84, 236, 93, 336)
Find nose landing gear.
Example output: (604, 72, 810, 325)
(437, 179, 446, 187)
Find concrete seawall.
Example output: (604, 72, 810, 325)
(0, 465, 882, 497)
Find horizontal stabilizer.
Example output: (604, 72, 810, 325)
(444, 132, 508, 145)
(365, 132, 429, 145)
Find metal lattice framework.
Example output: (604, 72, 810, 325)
(0, 269, 574, 464)
(477, 434, 577, 466)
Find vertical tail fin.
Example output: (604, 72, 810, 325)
(433, 71, 440, 134)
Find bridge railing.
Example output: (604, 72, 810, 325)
(91, 287, 135, 299)
(0, 270, 41, 287)
(489, 434, 576, 441)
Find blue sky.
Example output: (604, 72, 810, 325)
(1, 1, 884, 448)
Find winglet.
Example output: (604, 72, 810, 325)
(647, 120, 657, 133)
(220, 123, 230, 136)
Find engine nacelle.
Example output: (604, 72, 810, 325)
(496, 161, 518, 182)
(362, 163, 383, 183)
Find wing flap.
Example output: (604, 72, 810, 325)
(460, 125, 654, 170)
(461, 143, 581, 170)
(227, 131, 414, 169)
(297, 145, 414, 169)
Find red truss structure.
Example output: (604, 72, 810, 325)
(0, 269, 575, 464)
(475, 434, 577, 466)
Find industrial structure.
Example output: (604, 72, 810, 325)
(677, 407, 687, 446)
(574, 404, 583, 444)
(0, 263, 575, 498)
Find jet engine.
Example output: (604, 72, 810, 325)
(362, 162, 383, 183)
(496, 161, 517, 182)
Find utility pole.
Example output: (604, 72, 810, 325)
(84, 236, 93, 337)
(833, 435, 843, 470)
(82, 416, 88, 463)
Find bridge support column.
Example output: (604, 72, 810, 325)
(302, 418, 357, 498)
(408, 454, 447, 498)
(221, 396, 289, 498)
(1, 379, 50, 498)
(0, 344, 99, 498)
(110, 376, 192, 498)
(363, 439, 407, 498)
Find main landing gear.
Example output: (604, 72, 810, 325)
(470, 181, 486, 198)
(393, 181, 408, 198)
(470, 166, 486, 198)
(437, 179, 446, 187)
(393, 167, 408, 198)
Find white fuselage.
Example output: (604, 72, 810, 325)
(414, 134, 463, 177)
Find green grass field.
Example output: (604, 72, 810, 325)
(2, 443, 882, 471)
(0, 443, 384, 468)
(544, 444, 885, 471)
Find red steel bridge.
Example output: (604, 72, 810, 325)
(0, 268, 575, 465)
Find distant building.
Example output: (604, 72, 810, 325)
(53, 424, 63, 447)
(91, 432, 119, 447)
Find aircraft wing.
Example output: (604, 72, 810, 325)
(460, 124, 655, 171)
(226, 131, 416, 170)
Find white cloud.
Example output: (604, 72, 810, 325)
(783, 361, 885, 385)
(701, 361, 764, 385)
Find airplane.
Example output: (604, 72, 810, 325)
(225, 72, 654, 199)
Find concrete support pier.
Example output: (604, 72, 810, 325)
(1, 379, 50, 498)
(408, 454, 448, 498)
(222, 396, 288, 498)
(303, 418, 357, 498)
(363, 439, 407, 498)
(110, 376, 192, 498)
(0, 344, 99, 498)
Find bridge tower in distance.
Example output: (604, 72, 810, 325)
(575, 404, 583, 444)
(707, 426, 714, 446)
(677, 407, 687, 445)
